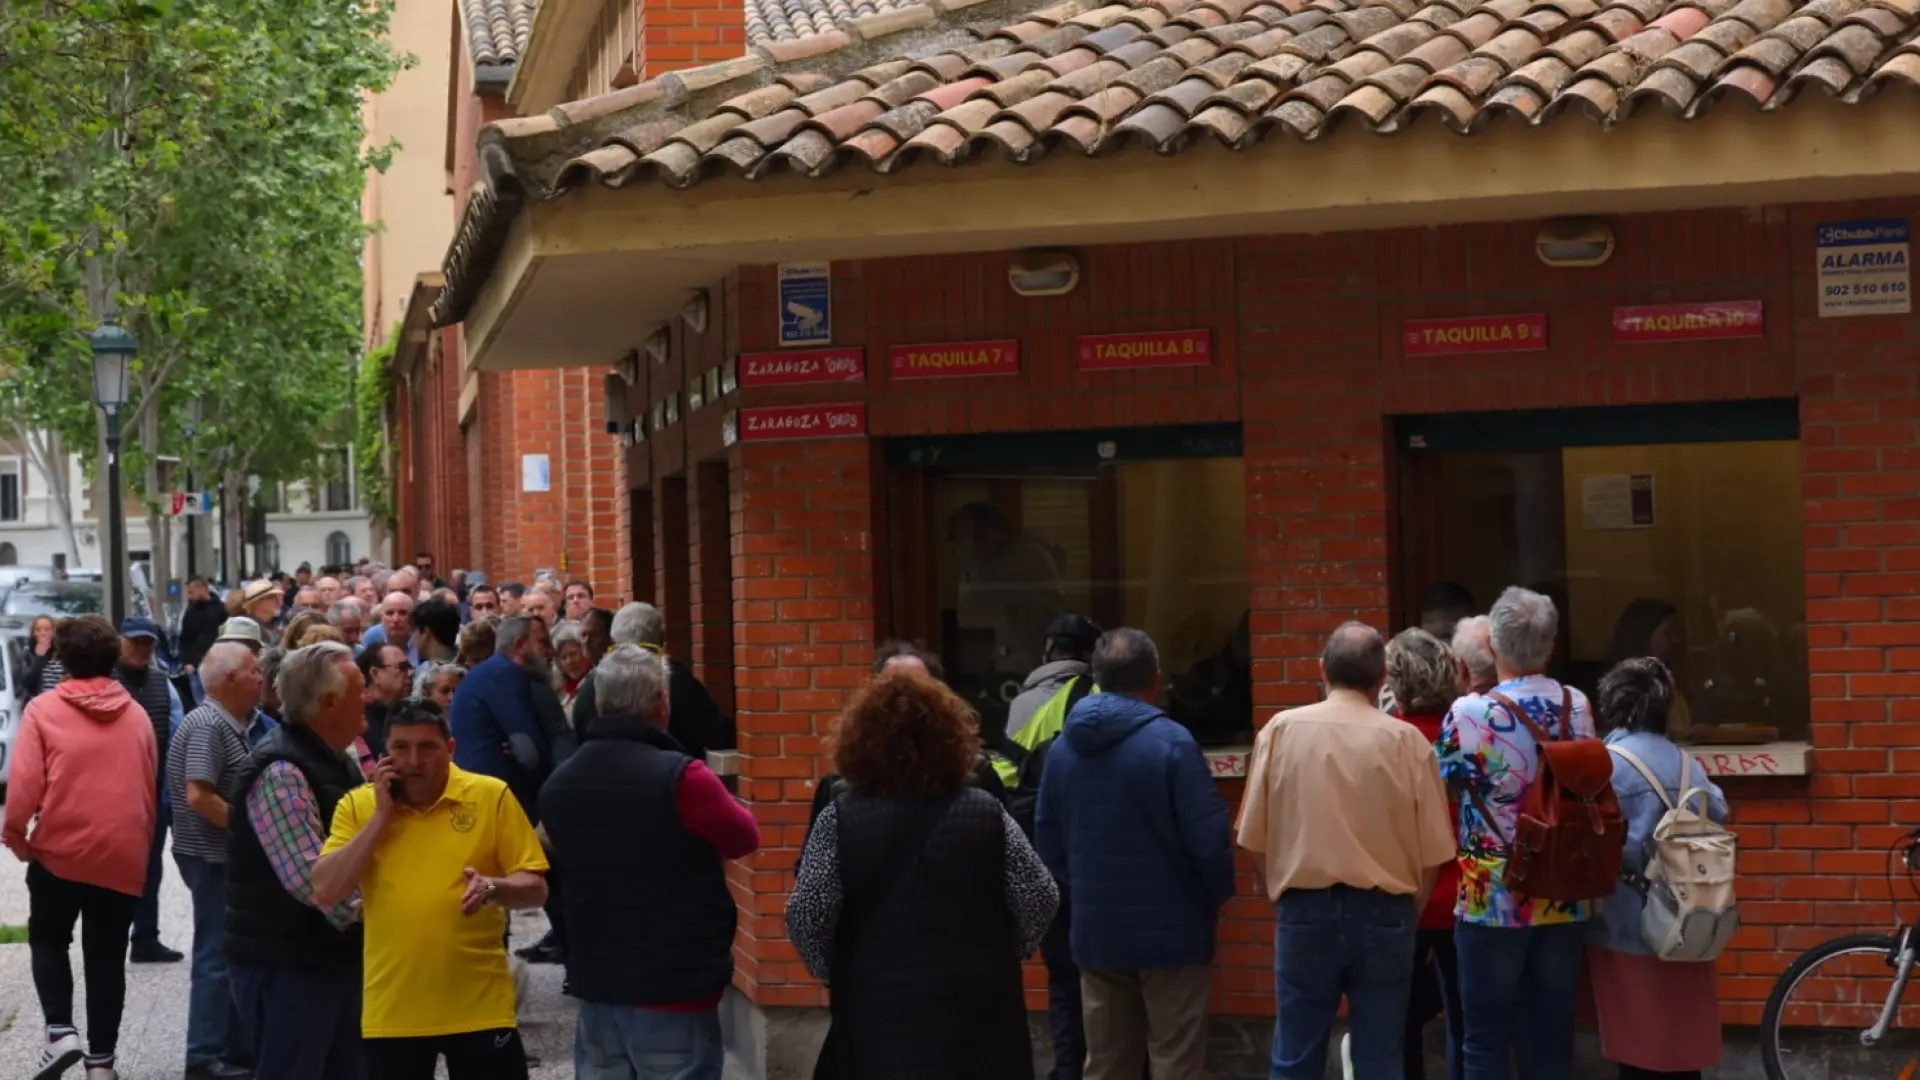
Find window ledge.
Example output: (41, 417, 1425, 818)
(1206, 747, 1256, 779)
(1683, 741, 1810, 778)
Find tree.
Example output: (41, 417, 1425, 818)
(0, 0, 400, 598)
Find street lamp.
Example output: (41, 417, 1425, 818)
(90, 321, 136, 627)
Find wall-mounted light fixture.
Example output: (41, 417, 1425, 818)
(1536, 218, 1615, 268)
(643, 327, 669, 364)
(681, 291, 710, 334)
(1008, 250, 1080, 296)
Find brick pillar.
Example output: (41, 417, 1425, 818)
(729, 437, 873, 1007)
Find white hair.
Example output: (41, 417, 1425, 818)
(199, 641, 254, 692)
(277, 642, 354, 728)
(327, 597, 363, 624)
(551, 620, 586, 649)
(610, 602, 664, 648)
(1451, 615, 1497, 687)
(1490, 587, 1558, 674)
(595, 645, 667, 721)
(414, 661, 467, 697)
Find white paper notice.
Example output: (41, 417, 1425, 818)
(521, 453, 551, 493)
(1817, 219, 1910, 318)
(1581, 474, 1655, 530)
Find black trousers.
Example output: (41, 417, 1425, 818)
(542, 857, 566, 949)
(1619, 1068, 1701, 1080)
(364, 1028, 528, 1080)
(27, 862, 140, 1058)
(1405, 927, 1464, 1080)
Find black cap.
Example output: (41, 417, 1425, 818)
(1044, 614, 1102, 655)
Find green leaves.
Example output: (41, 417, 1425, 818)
(0, 0, 402, 500)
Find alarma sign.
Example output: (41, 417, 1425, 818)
(1816, 219, 1909, 318)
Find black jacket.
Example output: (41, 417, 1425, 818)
(114, 662, 173, 759)
(224, 724, 364, 972)
(178, 598, 228, 670)
(571, 659, 734, 765)
(806, 756, 1009, 843)
(538, 715, 736, 1005)
(824, 788, 1030, 1079)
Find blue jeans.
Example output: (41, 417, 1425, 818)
(175, 852, 245, 1067)
(1454, 920, 1585, 1080)
(230, 961, 365, 1080)
(1271, 885, 1417, 1080)
(575, 1002, 724, 1080)
(132, 775, 169, 947)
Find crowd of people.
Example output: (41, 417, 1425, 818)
(781, 587, 1731, 1080)
(8, 559, 739, 1080)
(5, 555, 1732, 1080)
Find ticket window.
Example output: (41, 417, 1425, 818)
(884, 425, 1251, 747)
(1394, 400, 1809, 744)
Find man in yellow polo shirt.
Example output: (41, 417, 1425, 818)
(314, 697, 548, 1079)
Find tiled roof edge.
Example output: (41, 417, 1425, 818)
(434, 0, 1076, 326)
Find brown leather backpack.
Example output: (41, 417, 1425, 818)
(1469, 689, 1624, 904)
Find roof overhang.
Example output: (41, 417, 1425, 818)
(392, 271, 447, 377)
(463, 92, 1920, 372)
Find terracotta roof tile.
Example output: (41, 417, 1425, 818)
(460, 0, 533, 69)
(435, 0, 1920, 325)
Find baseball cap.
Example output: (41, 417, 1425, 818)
(217, 616, 267, 651)
(1043, 614, 1102, 655)
(118, 616, 161, 641)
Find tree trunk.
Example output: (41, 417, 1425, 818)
(142, 402, 173, 627)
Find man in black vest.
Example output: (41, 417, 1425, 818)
(117, 617, 186, 964)
(225, 642, 369, 1080)
(540, 645, 760, 1079)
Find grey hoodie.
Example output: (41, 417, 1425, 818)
(1006, 660, 1090, 741)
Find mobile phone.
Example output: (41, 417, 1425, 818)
(388, 779, 405, 801)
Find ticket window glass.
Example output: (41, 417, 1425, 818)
(1395, 400, 1808, 744)
(886, 425, 1251, 747)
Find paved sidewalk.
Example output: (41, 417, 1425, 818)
(0, 833, 579, 1079)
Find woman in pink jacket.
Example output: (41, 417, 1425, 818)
(4, 614, 157, 1080)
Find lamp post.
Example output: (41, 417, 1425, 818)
(181, 400, 200, 580)
(90, 321, 136, 627)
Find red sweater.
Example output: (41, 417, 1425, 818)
(1400, 711, 1462, 931)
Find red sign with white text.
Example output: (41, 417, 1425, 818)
(1404, 314, 1547, 356)
(889, 340, 1020, 379)
(737, 347, 866, 387)
(1076, 330, 1212, 371)
(1612, 301, 1764, 344)
(736, 403, 866, 442)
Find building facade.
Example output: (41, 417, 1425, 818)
(408, 0, 1920, 1069)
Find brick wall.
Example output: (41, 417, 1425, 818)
(678, 198, 1920, 1023)
(399, 68, 629, 595)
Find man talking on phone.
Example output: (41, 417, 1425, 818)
(315, 697, 549, 1079)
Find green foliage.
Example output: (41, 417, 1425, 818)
(357, 325, 399, 529)
(0, 0, 404, 501)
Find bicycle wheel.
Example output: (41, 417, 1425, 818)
(1763, 933, 1920, 1080)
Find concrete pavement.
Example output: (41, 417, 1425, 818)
(0, 832, 579, 1079)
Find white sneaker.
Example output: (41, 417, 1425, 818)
(32, 1033, 82, 1080)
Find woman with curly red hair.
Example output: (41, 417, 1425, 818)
(788, 668, 1059, 1080)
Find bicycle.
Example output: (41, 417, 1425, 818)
(1761, 824, 1920, 1080)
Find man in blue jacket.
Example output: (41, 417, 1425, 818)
(449, 614, 553, 818)
(1035, 627, 1236, 1080)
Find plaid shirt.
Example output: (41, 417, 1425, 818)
(244, 761, 362, 930)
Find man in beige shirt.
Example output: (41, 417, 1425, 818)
(1235, 622, 1456, 1080)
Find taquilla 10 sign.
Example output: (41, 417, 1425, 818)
(1816, 218, 1910, 318)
